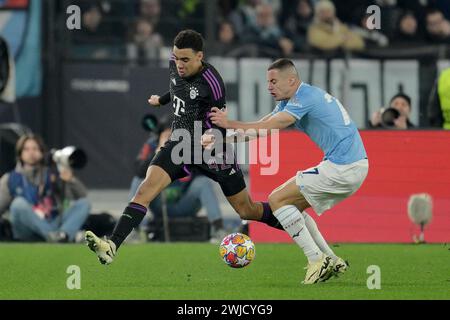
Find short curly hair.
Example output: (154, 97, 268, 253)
(174, 29, 203, 52)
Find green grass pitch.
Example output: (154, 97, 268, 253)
(0, 243, 449, 300)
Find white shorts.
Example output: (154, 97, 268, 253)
(296, 159, 369, 215)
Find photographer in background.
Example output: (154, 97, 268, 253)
(369, 93, 415, 129)
(0, 134, 90, 242)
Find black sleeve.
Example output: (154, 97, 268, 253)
(159, 91, 171, 105)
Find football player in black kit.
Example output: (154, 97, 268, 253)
(85, 30, 282, 265)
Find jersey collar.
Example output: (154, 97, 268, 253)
(282, 82, 303, 104)
(296, 82, 304, 94)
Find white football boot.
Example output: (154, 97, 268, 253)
(332, 257, 349, 276)
(302, 254, 334, 284)
(85, 231, 116, 265)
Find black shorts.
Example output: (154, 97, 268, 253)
(150, 140, 246, 197)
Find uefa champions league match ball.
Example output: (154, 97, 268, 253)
(219, 232, 256, 268)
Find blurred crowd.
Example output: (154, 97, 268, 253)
(67, 0, 450, 60)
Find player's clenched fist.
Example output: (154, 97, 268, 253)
(148, 95, 161, 107)
(201, 129, 215, 150)
(209, 107, 229, 128)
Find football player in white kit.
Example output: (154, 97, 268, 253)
(205, 58, 369, 284)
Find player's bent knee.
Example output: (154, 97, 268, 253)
(136, 178, 159, 196)
(133, 175, 168, 205)
(268, 189, 285, 210)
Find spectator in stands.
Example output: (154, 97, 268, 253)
(351, 12, 389, 49)
(138, 0, 177, 44)
(0, 135, 90, 242)
(424, 8, 450, 43)
(242, 3, 294, 57)
(228, 0, 261, 37)
(72, 2, 119, 59)
(264, 0, 282, 16)
(370, 93, 415, 129)
(283, 0, 314, 52)
(331, 0, 372, 26)
(139, 0, 161, 27)
(307, 0, 365, 53)
(127, 18, 163, 63)
(393, 11, 425, 45)
(210, 21, 242, 56)
(129, 117, 227, 243)
(78, 3, 105, 40)
(376, 0, 404, 39)
(397, 0, 448, 25)
(95, 0, 128, 39)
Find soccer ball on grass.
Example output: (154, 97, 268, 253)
(219, 232, 255, 268)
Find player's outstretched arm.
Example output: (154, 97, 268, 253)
(200, 129, 254, 150)
(225, 113, 275, 143)
(209, 107, 295, 132)
(202, 111, 294, 148)
(227, 129, 258, 142)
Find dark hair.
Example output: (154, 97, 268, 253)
(15, 134, 47, 165)
(399, 10, 416, 20)
(389, 93, 411, 108)
(268, 58, 296, 71)
(425, 8, 443, 18)
(173, 29, 203, 52)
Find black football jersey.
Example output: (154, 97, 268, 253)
(168, 56, 227, 142)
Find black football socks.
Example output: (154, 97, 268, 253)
(109, 202, 147, 249)
(260, 202, 284, 231)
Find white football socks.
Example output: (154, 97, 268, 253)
(274, 205, 322, 263)
(301, 211, 337, 261)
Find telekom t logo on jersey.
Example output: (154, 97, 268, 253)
(173, 96, 186, 116)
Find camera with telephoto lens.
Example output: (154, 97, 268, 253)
(51, 146, 87, 171)
(381, 107, 401, 128)
(141, 113, 172, 134)
(141, 114, 160, 133)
